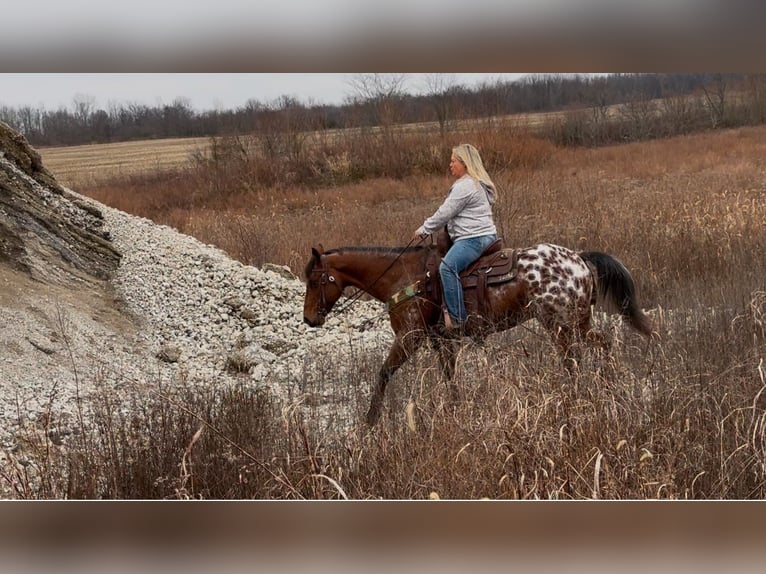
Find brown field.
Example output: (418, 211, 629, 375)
(15, 121, 766, 499)
(38, 136, 212, 187)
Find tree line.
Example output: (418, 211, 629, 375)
(1, 74, 756, 148)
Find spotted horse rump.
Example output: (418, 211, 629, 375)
(515, 243, 594, 324)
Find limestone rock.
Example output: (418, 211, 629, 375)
(0, 121, 120, 287)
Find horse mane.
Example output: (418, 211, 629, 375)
(304, 245, 427, 279)
(326, 246, 426, 255)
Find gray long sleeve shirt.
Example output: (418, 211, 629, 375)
(417, 175, 497, 240)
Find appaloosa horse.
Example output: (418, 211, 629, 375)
(303, 241, 652, 426)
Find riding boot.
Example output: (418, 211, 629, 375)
(437, 307, 465, 338)
(442, 306, 454, 330)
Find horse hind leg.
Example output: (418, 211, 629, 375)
(541, 313, 585, 374)
(579, 313, 619, 380)
(583, 322, 612, 355)
(552, 324, 581, 374)
(571, 308, 610, 353)
(549, 313, 613, 377)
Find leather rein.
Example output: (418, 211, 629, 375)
(308, 238, 419, 318)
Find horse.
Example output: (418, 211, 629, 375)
(303, 240, 652, 427)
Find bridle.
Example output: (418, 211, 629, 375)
(307, 256, 337, 319)
(308, 238, 420, 319)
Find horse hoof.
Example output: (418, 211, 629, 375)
(365, 408, 380, 428)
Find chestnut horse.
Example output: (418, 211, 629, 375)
(303, 242, 652, 426)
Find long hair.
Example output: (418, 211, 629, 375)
(452, 143, 497, 203)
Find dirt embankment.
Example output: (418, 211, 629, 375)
(0, 121, 140, 447)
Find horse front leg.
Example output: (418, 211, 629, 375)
(366, 332, 424, 427)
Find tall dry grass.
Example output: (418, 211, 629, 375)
(5, 124, 766, 499)
(81, 124, 766, 309)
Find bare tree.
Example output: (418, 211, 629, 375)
(702, 74, 727, 128)
(16, 105, 40, 137)
(72, 94, 96, 126)
(744, 74, 766, 123)
(346, 73, 409, 134)
(421, 73, 458, 138)
(162, 97, 194, 136)
(660, 94, 696, 135)
(254, 95, 316, 174)
(618, 90, 657, 140)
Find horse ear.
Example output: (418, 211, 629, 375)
(311, 246, 323, 260)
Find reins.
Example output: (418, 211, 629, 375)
(322, 237, 421, 317)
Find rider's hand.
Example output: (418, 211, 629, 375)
(412, 232, 426, 244)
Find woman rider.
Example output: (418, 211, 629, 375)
(412, 143, 498, 332)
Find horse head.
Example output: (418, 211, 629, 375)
(303, 245, 344, 327)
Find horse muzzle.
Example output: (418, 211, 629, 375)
(304, 315, 325, 327)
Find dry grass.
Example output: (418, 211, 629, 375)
(76, 125, 766, 307)
(6, 123, 766, 499)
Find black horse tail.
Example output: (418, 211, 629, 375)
(579, 251, 653, 337)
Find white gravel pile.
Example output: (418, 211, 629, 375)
(102, 199, 394, 388)
(0, 188, 394, 446)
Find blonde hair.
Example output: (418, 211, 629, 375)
(452, 143, 497, 194)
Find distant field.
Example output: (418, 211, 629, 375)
(45, 92, 724, 191)
(37, 110, 571, 188)
(38, 136, 212, 187)
(36, 91, 736, 190)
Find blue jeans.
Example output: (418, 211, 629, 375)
(440, 234, 497, 323)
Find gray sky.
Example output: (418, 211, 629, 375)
(0, 73, 526, 112)
(0, 2, 756, 82)
(1, 1, 706, 44)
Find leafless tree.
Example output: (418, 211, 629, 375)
(702, 74, 727, 128)
(346, 73, 409, 133)
(16, 106, 39, 136)
(618, 90, 657, 140)
(743, 74, 766, 123)
(72, 94, 96, 126)
(254, 95, 317, 172)
(420, 73, 459, 138)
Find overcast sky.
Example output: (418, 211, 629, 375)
(1, 1, 709, 45)
(0, 73, 528, 112)
(0, 1, 758, 98)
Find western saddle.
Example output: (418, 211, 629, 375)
(387, 230, 518, 315)
(423, 230, 518, 317)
